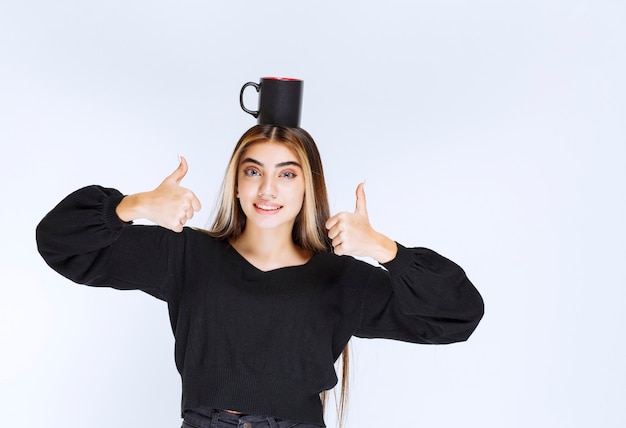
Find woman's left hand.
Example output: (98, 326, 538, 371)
(325, 183, 398, 263)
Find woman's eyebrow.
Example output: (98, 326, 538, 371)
(241, 157, 301, 168)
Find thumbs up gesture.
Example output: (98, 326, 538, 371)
(325, 183, 397, 263)
(116, 156, 202, 233)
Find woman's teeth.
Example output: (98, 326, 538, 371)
(256, 204, 281, 211)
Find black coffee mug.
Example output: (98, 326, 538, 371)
(240, 77, 303, 128)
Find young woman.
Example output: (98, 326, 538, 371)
(36, 125, 484, 427)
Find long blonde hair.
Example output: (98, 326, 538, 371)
(208, 124, 350, 424)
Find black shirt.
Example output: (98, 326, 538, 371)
(36, 185, 484, 425)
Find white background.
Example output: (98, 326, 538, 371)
(1, 1, 625, 427)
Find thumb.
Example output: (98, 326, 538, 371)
(354, 182, 368, 216)
(165, 155, 189, 185)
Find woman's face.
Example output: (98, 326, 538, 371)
(237, 141, 305, 233)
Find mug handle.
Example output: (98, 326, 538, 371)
(240, 82, 260, 118)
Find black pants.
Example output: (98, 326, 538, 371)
(182, 409, 323, 428)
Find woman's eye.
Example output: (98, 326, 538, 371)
(243, 168, 260, 177)
(280, 171, 296, 179)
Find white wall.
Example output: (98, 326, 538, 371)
(1, 1, 625, 427)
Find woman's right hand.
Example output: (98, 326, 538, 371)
(116, 156, 202, 232)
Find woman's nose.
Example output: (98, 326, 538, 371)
(258, 176, 277, 199)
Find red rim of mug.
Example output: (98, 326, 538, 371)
(262, 76, 301, 81)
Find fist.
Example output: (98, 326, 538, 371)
(149, 156, 202, 232)
(116, 156, 202, 232)
(325, 183, 397, 263)
(325, 182, 373, 257)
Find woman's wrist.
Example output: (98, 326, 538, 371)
(115, 193, 147, 223)
(372, 233, 398, 264)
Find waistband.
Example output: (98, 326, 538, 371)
(184, 408, 316, 428)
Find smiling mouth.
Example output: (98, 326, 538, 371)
(254, 203, 283, 212)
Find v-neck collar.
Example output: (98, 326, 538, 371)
(224, 240, 318, 277)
